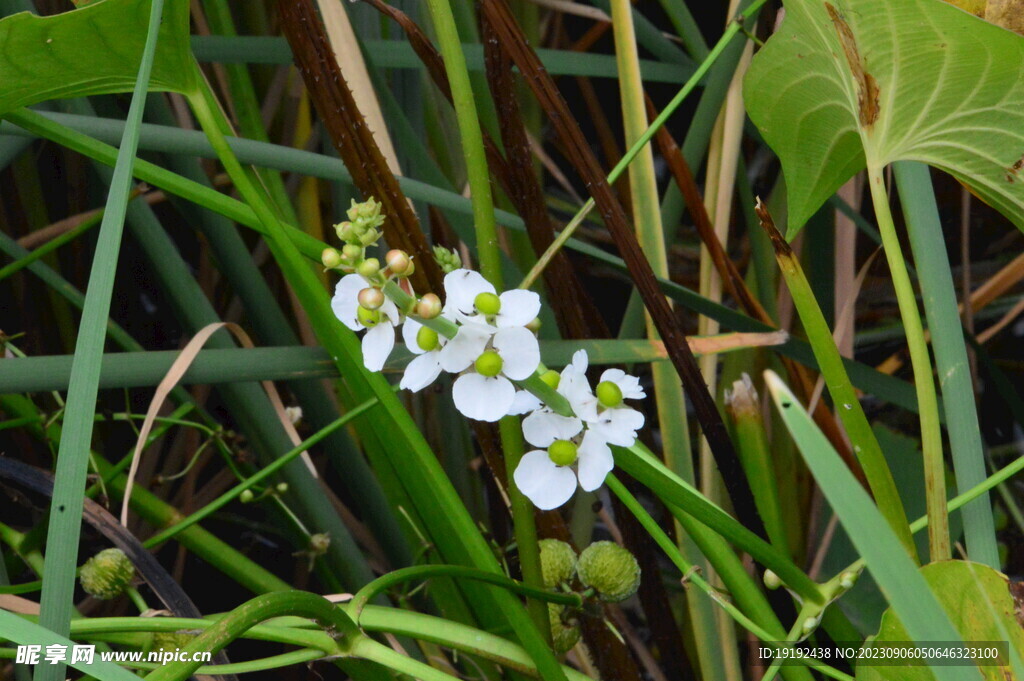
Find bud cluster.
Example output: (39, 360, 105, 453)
(79, 548, 135, 600)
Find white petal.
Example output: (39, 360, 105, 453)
(444, 269, 495, 317)
(331, 274, 367, 331)
(438, 324, 492, 373)
(599, 368, 646, 400)
(522, 410, 582, 448)
(496, 289, 541, 327)
(361, 322, 395, 372)
(379, 296, 402, 326)
(513, 451, 578, 510)
(400, 352, 442, 392)
(507, 390, 544, 416)
(593, 407, 645, 446)
(452, 374, 516, 422)
(493, 327, 540, 380)
(576, 431, 614, 491)
(569, 349, 589, 374)
(402, 317, 426, 354)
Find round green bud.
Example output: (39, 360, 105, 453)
(357, 306, 381, 328)
(763, 569, 782, 590)
(309, 533, 331, 554)
(474, 291, 501, 316)
(548, 440, 578, 467)
(386, 249, 412, 276)
(239, 489, 255, 503)
(539, 539, 577, 588)
(321, 247, 342, 269)
(357, 287, 385, 311)
(416, 326, 440, 352)
(335, 221, 354, 242)
(526, 317, 542, 334)
(540, 369, 561, 390)
(596, 381, 624, 408)
(577, 541, 640, 602)
(79, 548, 135, 600)
(275, 482, 289, 494)
(432, 245, 462, 274)
(548, 604, 581, 655)
(357, 258, 381, 279)
(151, 631, 195, 654)
(416, 293, 443, 319)
(342, 244, 364, 262)
(475, 351, 503, 377)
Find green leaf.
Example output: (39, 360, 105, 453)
(0, 0, 195, 116)
(744, 0, 1024, 234)
(856, 561, 1024, 681)
(763, 371, 981, 681)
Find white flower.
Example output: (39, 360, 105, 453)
(443, 269, 540, 327)
(450, 326, 540, 422)
(331, 274, 401, 372)
(400, 317, 447, 391)
(557, 350, 644, 447)
(513, 410, 614, 510)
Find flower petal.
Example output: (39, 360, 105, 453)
(444, 269, 495, 317)
(496, 289, 541, 327)
(331, 274, 367, 331)
(522, 410, 582, 448)
(438, 323, 492, 372)
(577, 431, 614, 491)
(513, 451, 578, 510)
(452, 374, 515, 422)
(508, 390, 543, 416)
(361, 322, 395, 372)
(593, 407, 645, 446)
(599, 368, 646, 400)
(400, 352, 442, 392)
(379, 296, 402, 326)
(493, 326, 540, 380)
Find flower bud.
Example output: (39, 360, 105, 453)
(309, 533, 331, 554)
(347, 197, 385, 228)
(539, 539, 577, 588)
(432, 245, 462, 274)
(357, 258, 381, 279)
(357, 306, 382, 328)
(540, 369, 561, 390)
(474, 292, 501, 316)
(596, 381, 623, 408)
(839, 570, 859, 590)
(526, 318, 542, 334)
(276, 482, 289, 494)
(548, 604, 581, 655)
(335, 221, 355, 243)
(358, 227, 383, 247)
(285, 406, 303, 425)
(577, 541, 640, 602)
(416, 293, 443, 319)
(358, 287, 385, 311)
(763, 569, 782, 590)
(802, 614, 821, 635)
(342, 244, 364, 263)
(239, 489, 255, 503)
(321, 247, 342, 270)
(79, 548, 135, 600)
(386, 249, 413, 276)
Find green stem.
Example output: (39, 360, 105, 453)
(0, 209, 103, 282)
(867, 163, 950, 562)
(351, 637, 463, 681)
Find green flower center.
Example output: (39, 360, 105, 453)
(416, 326, 440, 352)
(474, 292, 501, 316)
(475, 350, 503, 377)
(357, 306, 381, 328)
(540, 369, 561, 390)
(548, 440, 578, 466)
(596, 381, 623, 408)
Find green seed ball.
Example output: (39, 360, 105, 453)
(416, 326, 440, 352)
(539, 539, 577, 588)
(357, 306, 381, 328)
(547, 440, 578, 467)
(596, 380, 624, 408)
(474, 291, 501, 316)
(548, 604, 581, 655)
(577, 541, 640, 602)
(475, 350, 503, 377)
(540, 369, 561, 390)
(79, 548, 135, 600)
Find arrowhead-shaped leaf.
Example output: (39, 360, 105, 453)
(744, 0, 1024, 236)
(0, 0, 195, 117)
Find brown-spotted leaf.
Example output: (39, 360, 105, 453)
(744, 0, 1024, 236)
